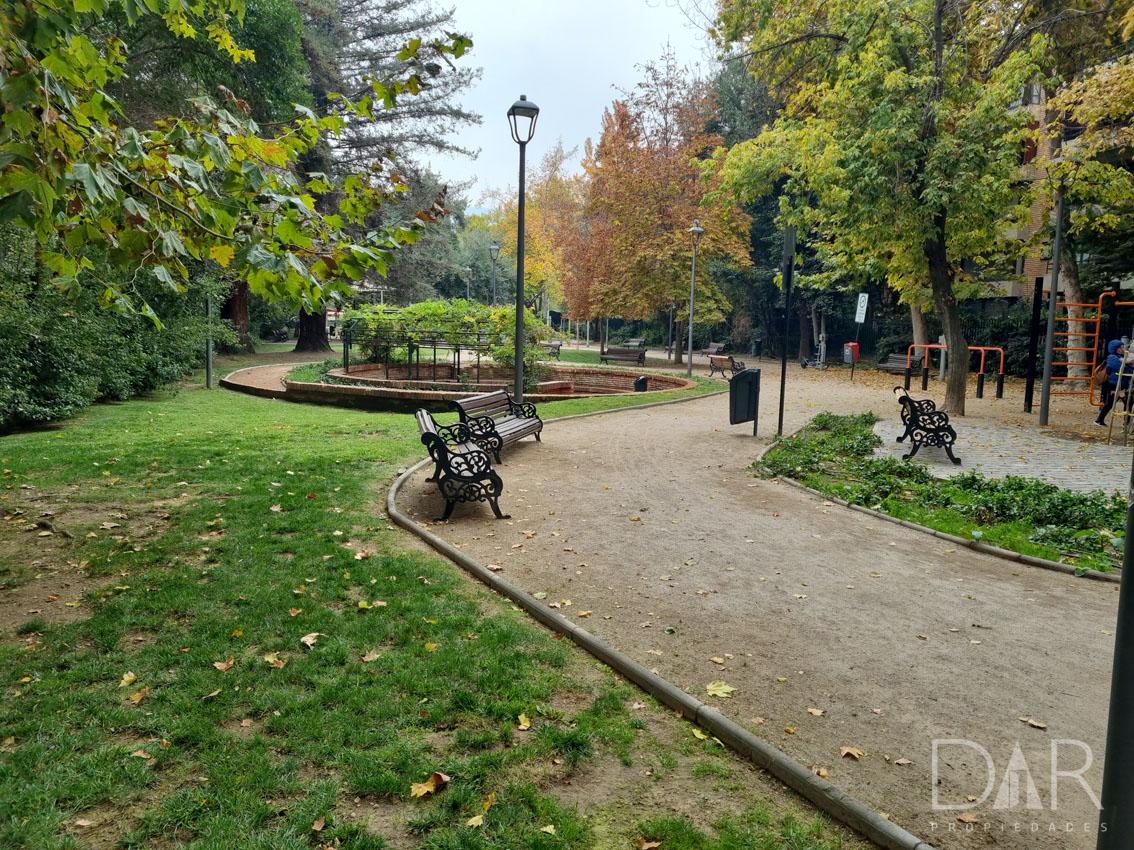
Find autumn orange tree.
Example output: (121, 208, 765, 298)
(563, 53, 750, 357)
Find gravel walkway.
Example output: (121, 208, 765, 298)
(398, 368, 1116, 850)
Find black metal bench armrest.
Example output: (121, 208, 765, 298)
(464, 414, 500, 437)
(435, 421, 474, 444)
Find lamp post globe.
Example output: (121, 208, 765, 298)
(686, 219, 704, 378)
(489, 240, 501, 306)
(508, 95, 540, 402)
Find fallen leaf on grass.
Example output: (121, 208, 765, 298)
(128, 687, 150, 704)
(213, 657, 235, 672)
(289, 608, 302, 617)
(840, 746, 865, 760)
(362, 650, 381, 663)
(202, 688, 222, 700)
(424, 642, 439, 652)
(466, 814, 484, 827)
(74, 818, 95, 828)
(240, 718, 253, 728)
(311, 816, 325, 832)
(130, 749, 153, 760)
(119, 671, 137, 687)
(540, 825, 557, 835)
(692, 728, 709, 740)
(638, 839, 661, 850)
(300, 632, 323, 649)
(410, 771, 450, 797)
(263, 652, 287, 669)
(270, 504, 282, 513)
(517, 714, 531, 731)
(706, 680, 736, 698)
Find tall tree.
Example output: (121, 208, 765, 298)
(715, 0, 1077, 413)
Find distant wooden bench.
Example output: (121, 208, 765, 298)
(415, 410, 508, 520)
(893, 387, 961, 465)
(708, 354, 746, 379)
(878, 353, 922, 375)
(451, 389, 543, 463)
(540, 341, 562, 359)
(624, 338, 647, 348)
(700, 342, 727, 357)
(599, 346, 646, 365)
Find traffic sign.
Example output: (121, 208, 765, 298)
(855, 293, 869, 324)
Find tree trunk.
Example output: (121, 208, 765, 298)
(797, 310, 810, 362)
(295, 308, 331, 353)
(1060, 248, 1089, 386)
(910, 303, 929, 351)
(925, 224, 968, 414)
(810, 302, 820, 347)
(599, 317, 607, 355)
(220, 280, 255, 353)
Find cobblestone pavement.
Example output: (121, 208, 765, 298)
(874, 419, 1133, 493)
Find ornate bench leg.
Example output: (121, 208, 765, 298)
(945, 445, 962, 465)
(426, 461, 442, 483)
(488, 497, 510, 519)
(534, 431, 541, 442)
(902, 441, 922, 461)
(437, 498, 456, 522)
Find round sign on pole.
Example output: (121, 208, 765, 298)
(855, 293, 869, 324)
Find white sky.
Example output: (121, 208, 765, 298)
(424, 0, 716, 205)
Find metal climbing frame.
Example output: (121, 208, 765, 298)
(1048, 291, 1134, 406)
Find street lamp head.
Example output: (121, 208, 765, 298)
(489, 240, 501, 261)
(508, 95, 540, 145)
(689, 219, 705, 241)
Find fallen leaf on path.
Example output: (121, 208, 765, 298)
(894, 758, 913, 766)
(1018, 716, 1048, 730)
(710, 656, 725, 665)
(956, 812, 979, 824)
(410, 772, 450, 797)
(816, 767, 829, 779)
(74, 818, 95, 828)
(706, 680, 736, 698)
(840, 746, 865, 760)
(577, 610, 592, 618)
(486, 564, 504, 572)
(807, 708, 825, 717)
(784, 726, 797, 735)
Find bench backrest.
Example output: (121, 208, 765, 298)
(625, 338, 645, 347)
(457, 389, 512, 420)
(703, 343, 725, 354)
(541, 341, 561, 349)
(604, 347, 643, 358)
(415, 408, 438, 436)
(709, 354, 733, 367)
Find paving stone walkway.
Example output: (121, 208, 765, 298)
(873, 419, 1133, 493)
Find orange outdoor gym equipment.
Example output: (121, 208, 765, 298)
(904, 344, 1007, 399)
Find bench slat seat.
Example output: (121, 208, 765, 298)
(879, 353, 922, 374)
(599, 346, 646, 365)
(415, 410, 509, 520)
(540, 341, 562, 359)
(451, 389, 543, 462)
(708, 354, 746, 378)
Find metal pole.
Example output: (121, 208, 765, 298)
(491, 259, 497, 306)
(777, 226, 796, 437)
(514, 141, 527, 402)
(1096, 453, 1134, 849)
(687, 239, 698, 378)
(1024, 276, 1044, 412)
(205, 294, 213, 389)
(1039, 187, 1065, 426)
(668, 305, 674, 362)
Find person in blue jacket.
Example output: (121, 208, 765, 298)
(1096, 339, 1130, 426)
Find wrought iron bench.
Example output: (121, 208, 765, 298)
(540, 341, 562, 359)
(415, 410, 509, 520)
(708, 354, 746, 378)
(624, 338, 647, 348)
(879, 353, 922, 375)
(599, 346, 646, 365)
(893, 387, 961, 465)
(451, 389, 542, 463)
(699, 342, 727, 357)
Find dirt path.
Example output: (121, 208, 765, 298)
(398, 369, 1116, 850)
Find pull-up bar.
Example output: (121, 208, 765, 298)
(905, 344, 1006, 398)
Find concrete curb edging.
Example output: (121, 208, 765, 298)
(387, 398, 936, 850)
(774, 476, 1121, 584)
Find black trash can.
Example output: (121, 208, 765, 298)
(729, 368, 761, 435)
(634, 376, 648, 392)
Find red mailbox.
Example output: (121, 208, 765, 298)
(843, 342, 860, 364)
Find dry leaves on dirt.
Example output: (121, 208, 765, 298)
(705, 680, 736, 698)
(840, 746, 865, 760)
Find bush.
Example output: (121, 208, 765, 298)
(0, 225, 234, 430)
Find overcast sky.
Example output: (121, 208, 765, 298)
(423, 0, 716, 205)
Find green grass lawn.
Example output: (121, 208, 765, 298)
(554, 350, 599, 365)
(0, 377, 854, 850)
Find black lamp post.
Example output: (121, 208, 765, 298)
(508, 94, 539, 402)
(686, 219, 704, 378)
(489, 240, 501, 306)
